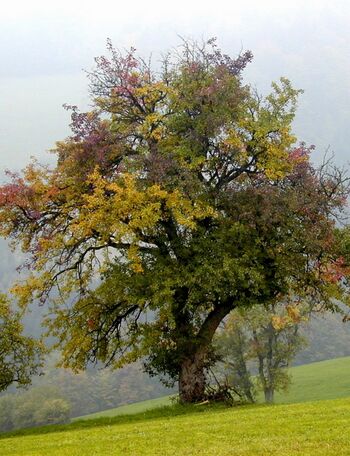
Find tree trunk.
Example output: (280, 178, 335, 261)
(265, 323, 275, 404)
(236, 329, 255, 403)
(177, 300, 235, 403)
(179, 352, 206, 403)
(264, 387, 274, 403)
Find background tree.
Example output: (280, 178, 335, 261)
(0, 359, 173, 433)
(0, 396, 15, 432)
(0, 294, 43, 392)
(214, 312, 256, 403)
(0, 38, 349, 403)
(217, 304, 307, 403)
(216, 305, 306, 403)
(0, 386, 70, 431)
(251, 305, 306, 403)
(33, 398, 70, 427)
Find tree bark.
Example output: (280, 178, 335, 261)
(236, 329, 255, 403)
(265, 323, 275, 404)
(178, 301, 235, 403)
(264, 387, 274, 403)
(179, 351, 206, 403)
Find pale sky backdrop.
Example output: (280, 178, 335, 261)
(1, 0, 350, 178)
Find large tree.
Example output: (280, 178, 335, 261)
(0, 39, 349, 402)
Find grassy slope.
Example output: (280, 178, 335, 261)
(1, 398, 350, 455)
(275, 356, 350, 403)
(1, 357, 350, 455)
(73, 395, 174, 420)
(76, 356, 350, 420)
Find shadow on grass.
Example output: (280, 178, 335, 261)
(0, 401, 255, 440)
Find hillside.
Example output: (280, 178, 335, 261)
(75, 356, 350, 421)
(73, 395, 174, 420)
(1, 357, 350, 455)
(274, 356, 350, 404)
(1, 398, 350, 455)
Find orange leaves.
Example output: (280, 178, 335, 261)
(286, 305, 302, 323)
(318, 257, 350, 284)
(271, 315, 287, 330)
(271, 305, 302, 330)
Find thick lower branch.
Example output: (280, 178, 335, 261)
(196, 300, 235, 348)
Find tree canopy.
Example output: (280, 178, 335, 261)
(0, 38, 349, 402)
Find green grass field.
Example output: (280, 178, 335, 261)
(1, 357, 350, 455)
(1, 398, 350, 455)
(273, 356, 350, 404)
(73, 395, 175, 420)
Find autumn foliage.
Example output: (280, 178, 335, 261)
(0, 294, 43, 391)
(0, 38, 349, 402)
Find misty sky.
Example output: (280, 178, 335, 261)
(1, 0, 350, 178)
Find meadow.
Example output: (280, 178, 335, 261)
(1, 357, 350, 456)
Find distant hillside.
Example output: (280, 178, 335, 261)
(75, 356, 350, 421)
(275, 356, 350, 404)
(296, 313, 350, 365)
